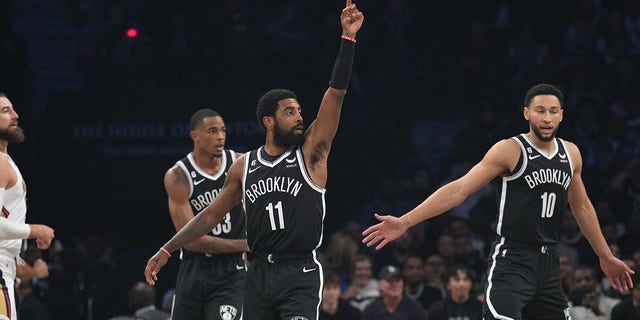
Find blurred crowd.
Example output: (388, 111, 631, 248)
(2, 0, 640, 319)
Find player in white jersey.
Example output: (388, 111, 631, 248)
(0, 93, 55, 319)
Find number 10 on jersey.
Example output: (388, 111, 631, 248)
(266, 201, 285, 230)
(540, 192, 557, 218)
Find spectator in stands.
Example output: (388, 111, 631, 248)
(402, 254, 443, 316)
(343, 254, 380, 312)
(320, 272, 361, 320)
(362, 265, 424, 320)
(427, 264, 482, 320)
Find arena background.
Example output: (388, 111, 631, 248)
(2, 0, 640, 318)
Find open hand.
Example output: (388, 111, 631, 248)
(361, 214, 407, 250)
(600, 254, 634, 292)
(144, 250, 169, 286)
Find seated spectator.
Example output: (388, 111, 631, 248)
(320, 272, 362, 320)
(113, 282, 171, 320)
(343, 254, 380, 312)
(424, 254, 447, 296)
(321, 231, 359, 290)
(427, 264, 482, 320)
(362, 265, 424, 320)
(436, 234, 456, 267)
(558, 249, 576, 299)
(402, 254, 443, 316)
(569, 266, 620, 320)
(453, 235, 484, 278)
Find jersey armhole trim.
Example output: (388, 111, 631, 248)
(176, 161, 194, 197)
(241, 150, 251, 214)
(558, 139, 574, 175)
(296, 148, 326, 194)
(505, 136, 527, 181)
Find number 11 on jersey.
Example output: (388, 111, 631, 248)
(266, 201, 285, 230)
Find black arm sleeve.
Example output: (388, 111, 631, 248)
(328, 39, 355, 90)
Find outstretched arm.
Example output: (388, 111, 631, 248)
(362, 139, 518, 250)
(145, 156, 245, 285)
(302, 0, 363, 187)
(165, 165, 248, 254)
(565, 142, 634, 292)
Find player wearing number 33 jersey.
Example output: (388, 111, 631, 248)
(177, 149, 246, 258)
(167, 109, 247, 320)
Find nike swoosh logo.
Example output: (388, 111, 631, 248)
(236, 264, 245, 270)
(303, 267, 316, 273)
(528, 155, 541, 160)
(248, 166, 261, 173)
(193, 178, 205, 185)
(285, 157, 296, 163)
(558, 153, 566, 159)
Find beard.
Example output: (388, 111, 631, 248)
(273, 120, 304, 148)
(0, 126, 25, 144)
(530, 124, 557, 142)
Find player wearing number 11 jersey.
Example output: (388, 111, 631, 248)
(362, 83, 634, 320)
(242, 146, 323, 255)
(145, 2, 364, 319)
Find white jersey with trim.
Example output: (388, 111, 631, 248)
(0, 153, 27, 257)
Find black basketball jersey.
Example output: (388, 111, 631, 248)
(242, 146, 325, 254)
(176, 150, 246, 258)
(494, 134, 573, 245)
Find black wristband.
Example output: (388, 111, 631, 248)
(328, 39, 355, 90)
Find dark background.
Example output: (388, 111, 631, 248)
(2, 0, 640, 319)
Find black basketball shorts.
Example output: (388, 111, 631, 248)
(173, 254, 245, 320)
(243, 252, 323, 320)
(483, 238, 570, 320)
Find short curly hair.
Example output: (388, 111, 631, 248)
(256, 89, 297, 129)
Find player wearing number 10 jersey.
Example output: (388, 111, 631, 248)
(496, 133, 572, 244)
(362, 83, 634, 320)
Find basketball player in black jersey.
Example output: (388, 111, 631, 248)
(145, 2, 363, 319)
(363, 84, 634, 320)
(164, 109, 248, 320)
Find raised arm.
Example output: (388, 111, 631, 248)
(164, 165, 247, 254)
(301, 0, 363, 187)
(145, 155, 246, 285)
(363, 139, 519, 250)
(565, 142, 634, 292)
